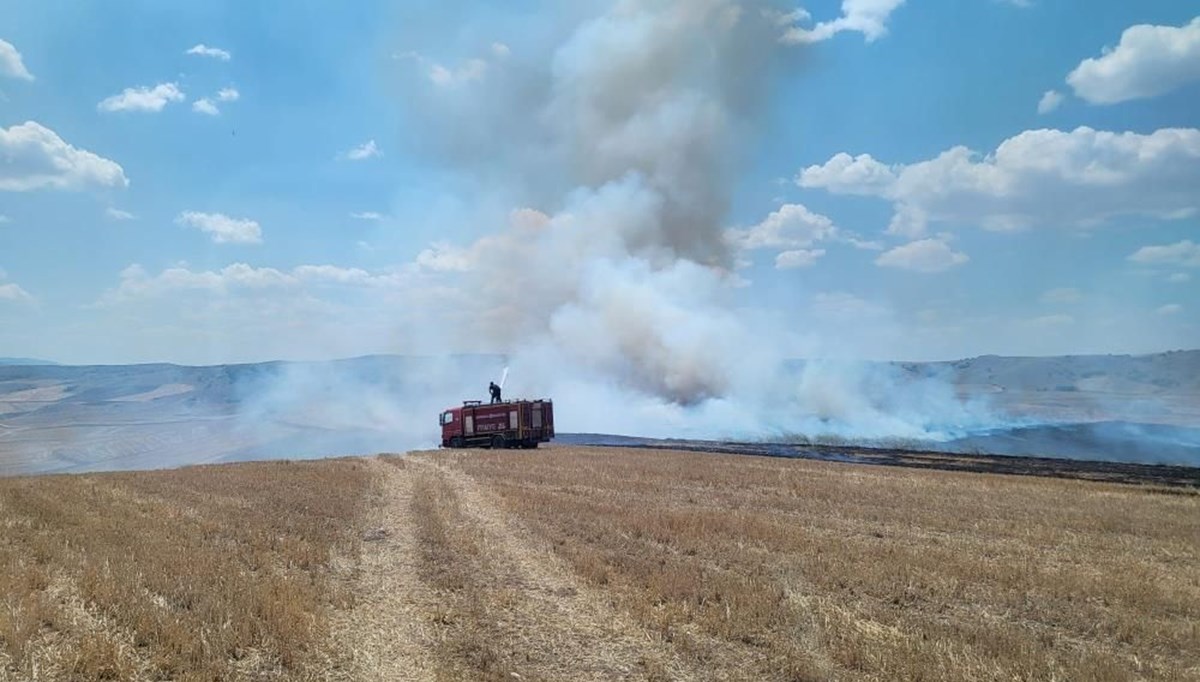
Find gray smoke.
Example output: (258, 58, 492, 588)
(406, 0, 791, 407)
(255, 0, 997, 445)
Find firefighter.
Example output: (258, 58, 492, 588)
(489, 381, 501, 404)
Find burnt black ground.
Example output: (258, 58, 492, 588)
(559, 433, 1200, 488)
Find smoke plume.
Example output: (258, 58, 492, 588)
(259, 0, 995, 445)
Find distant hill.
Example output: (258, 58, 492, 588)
(0, 357, 58, 366)
(904, 350, 1200, 395)
(1, 351, 1196, 475)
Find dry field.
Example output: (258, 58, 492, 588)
(2, 446, 1198, 681)
(0, 458, 375, 680)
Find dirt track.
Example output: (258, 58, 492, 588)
(328, 447, 1199, 681)
(331, 455, 702, 681)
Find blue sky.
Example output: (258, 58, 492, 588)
(1, 0, 1197, 366)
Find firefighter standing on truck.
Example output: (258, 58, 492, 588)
(489, 381, 502, 404)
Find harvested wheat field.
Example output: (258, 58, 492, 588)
(2, 446, 1198, 681)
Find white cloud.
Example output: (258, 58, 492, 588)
(98, 83, 185, 113)
(1040, 287, 1082, 304)
(192, 98, 219, 116)
(1128, 240, 1200, 268)
(798, 127, 1200, 237)
(176, 211, 262, 245)
(781, 0, 907, 44)
(491, 42, 511, 58)
(1168, 272, 1191, 283)
(192, 88, 237, 115)
(727, 203, 837, 251)
(341, 139, 381, 161)
(795, 152, 895, 195)
(1037, 89, 1063, 114)
(875, 239, 969, 273)
(1066, 18, 1200, 104)
(775, 249, 825, 269)
(0, 38, 34, 81)
(105, 207, 136, 221)
(429, 59, 488, 87)
(102, 262, 414, 304)
(186, 44, 231, 61)
(0, 214, 9, 223)
(350, 211, 384, 221)
(1, 121, 128, 192)
(1157, 303, 1183, 316)
(0, 282, 33, 303)
(397, 50, 491, 87)
(415, 243, 474, 272)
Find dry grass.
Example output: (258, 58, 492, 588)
(4, 446, 1197, 681)
(428, 445, 1200, 681)
(408, 463, 520, 681)
(0, 458, 374, 681)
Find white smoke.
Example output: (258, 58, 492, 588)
(246, 0, 995, 447)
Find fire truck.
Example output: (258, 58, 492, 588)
(439, 399, 555, 449)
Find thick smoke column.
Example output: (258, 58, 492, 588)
(422, 0, 789, 407)
(370, 0, 992, 443)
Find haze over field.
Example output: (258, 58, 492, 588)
(1, 1, 1198, 471)
(1, 351, 1197, 475)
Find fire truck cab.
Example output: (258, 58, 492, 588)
(440, 398, 554, 449)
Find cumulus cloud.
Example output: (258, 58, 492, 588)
(430, 59, 488, 87)
(1067, 17, 1200, 104)
(727, 203, 837, 251)
(0, 38, 34, 81)
(415, 243, 474, 273)
(875, 238, 968, 273)
(176, 211, 263, 244)
(775, 248, 825, 269)
(781, 0, 907, 44)
(397, 49, 495, 88)
(186, 44, 231, 61)
(1156, 303, 1183, 316)
(192, 98, 219, 116)
(1168, 272, 1191, 283)
(192, 88, 238, 116)
(101, 262, 417, 305)
(341, 139, 381, 161)
(795, 152, 895, 195)
(1, 121, 128, 192)
(798, 126, 1200, 237)
(98, 83, 185, 113)
(350, 211, 384, 221)
(1128, 239, 1200, 268)
(105, 207, 136, 221)
(1037, 89, 1063, 114)
(0, 282, 33, 302)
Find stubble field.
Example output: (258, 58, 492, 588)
(1, 445, 1197, 681)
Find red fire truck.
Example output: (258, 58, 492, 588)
(439, 399, 555, 449)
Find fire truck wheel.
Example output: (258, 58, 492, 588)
(491, 435, 505, 450)
(450, 436, 464, 449)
